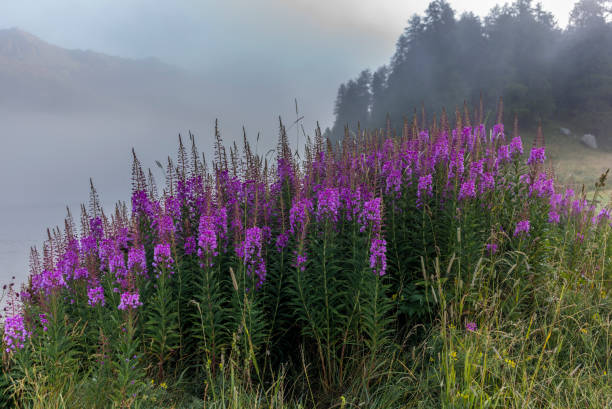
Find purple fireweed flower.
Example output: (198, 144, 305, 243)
(486, 243, 498, 255)
(153, 243, 175, 275)
(90, 217, 104, 241)
(87, 286, 105, 307)
(572, 199, 588, 215)
(509, 137, 523, 157)
(164, 196, 182, 220)
(275, 232, 289, 252)
(127, 245, 147, 276)
(497, 144, 511, 164)
(369, 237, 387, 276)
(316, 188, 340, 223)
(548, 210, 560, 224)
(73, 267, 88, 280)
(417, 174, 433, 201)
(294, 251, 307, 272)
(118, 291, 143, 310)
(479, 172, 495, 194)
(549, 193, 563, 210)
(198, 215, 218, 260)
(236, 227, 267, 287)
(32, 269, 67, 295)
(514, 220, 530, 236)
(465, 321, 477, 332)
(469, 159, 484, 180)
(458, 179, 476, 201)
(530, 173, 555, 197)
(80, 235, 97, 255)
(39, 313, 48, 332)
(289, 198, 313, 234)
(184, 236, 197, 255)
(448, 149, 465, 179)
(156, 213, 176, 238)
(597, 208, 611, 224)
(492, 123, 504, 139)
(131, 189, 153, 217)
(215, 208, 228, 243)
(3, 314, 30, 352)
(359, 197, 382, 233)
(527, 147, 546, 165)
(382, 160, 403, 194)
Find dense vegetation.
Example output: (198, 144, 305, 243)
(331, 0, 612, 144)
(1, 111, 611, 408)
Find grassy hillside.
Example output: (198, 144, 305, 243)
(1, 120, 610, 408)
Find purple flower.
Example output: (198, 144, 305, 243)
(316, 188, 340, 223)
(359, 197, 383, 233)
(492, 123, 504, 139)
(236, 227, 267, 287)
(294, 251, 307, 272)
(39, 313, 49, 332)
(465, 321, 477, 332)
(527, 147, 546, 165)
(90, 217, 104, 241)
(530, 174, 555, 197)
(486, 243, 498, 255)
(184, 236, 197, 255)
(127, 245, 147, 275)
(289, 198, 313, 234)
(87, 286, 105, 307)
(417, 174, 433, 200)
(514, 220, 530, 236)
(275, 233, 289, 252)
(198, 215, 218, 260)
(458, 179, 476, 201)
(118, 291, 143, 310)
(548, 210, 560, 224)
(497, 144, 510, 164)
(3, 314, 30, 352)
(509, 137, 523, 157)
(369, 237, 387, 276)
(153, 243, 175, 276)
(131, 189, 153, 217)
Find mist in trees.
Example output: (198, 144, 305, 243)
(331, 0, 612, 145)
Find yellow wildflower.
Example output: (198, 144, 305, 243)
(160, 382, 168, 389)
(580, 328, 588, 334)
(450, 351, 457, 361)
(504, 358, 516, 368)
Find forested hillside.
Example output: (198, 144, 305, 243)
(331, 0, 612, 144)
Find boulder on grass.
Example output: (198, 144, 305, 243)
(581, 134, 598, 150)
(560, 127, 571, 136)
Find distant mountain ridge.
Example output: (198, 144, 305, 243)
(0, 28, 201, 114)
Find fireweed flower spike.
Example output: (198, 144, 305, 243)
(527, 147, 546, 165)
(236, 226, 267, 287)
(3, 314, 30, 352)
(369, 237, 387, 276)
(118, 291, 143, 310)
(88, 286, 106, 307)
(514, 220, 530, 236)
(153, 243, 175, 276)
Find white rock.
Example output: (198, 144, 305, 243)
(560, 127, 571, 136)
(581, 134, 598, 149)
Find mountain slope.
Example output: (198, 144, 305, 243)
(0, 28, 201, 114)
